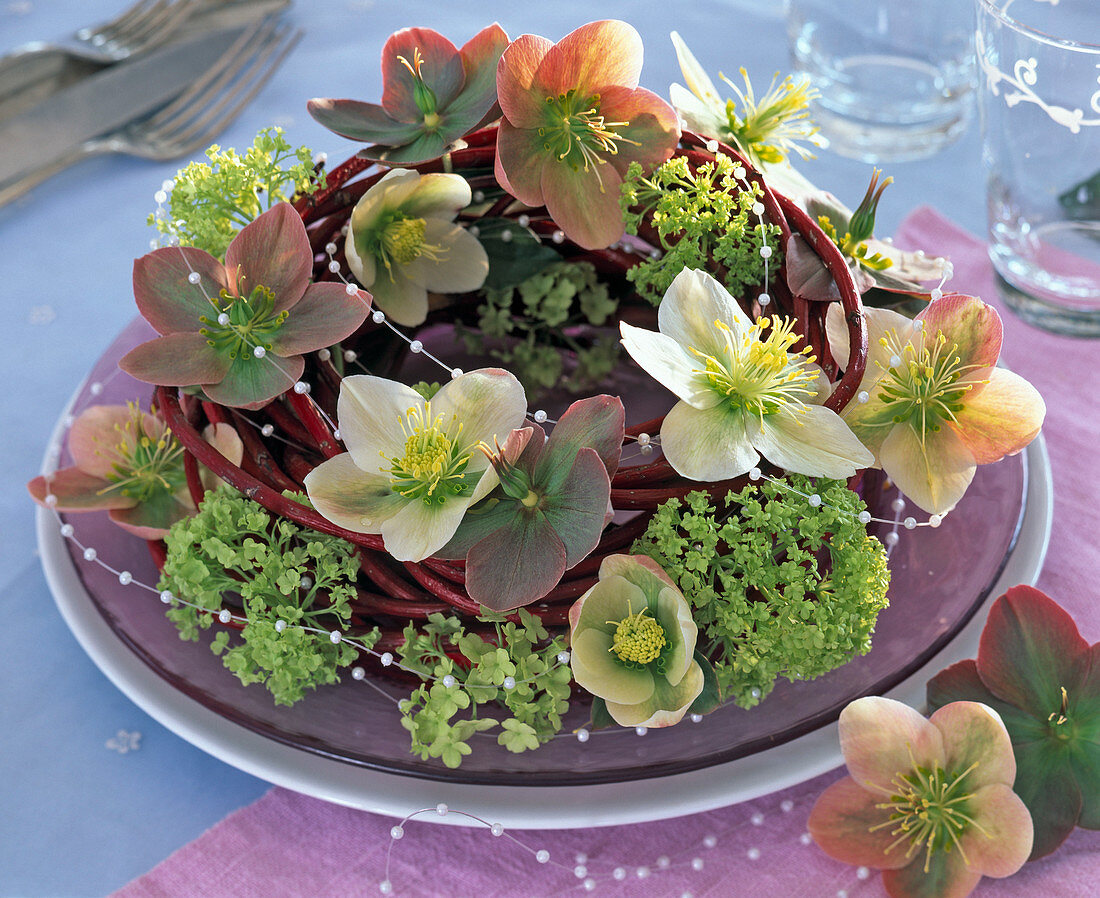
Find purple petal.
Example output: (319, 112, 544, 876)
(224, 204, 311, 312)
(465, 511, 567, 611)
(202, 354, 303, 410)
(380, 28, 464, 123)
(28, 469, 133, 511)
(306, 98, 425, 145)
(807, 775, 912, 869)
(133, 246, 225, 335)
(269, 281, 370, 356)
(119, 332, 231, 387)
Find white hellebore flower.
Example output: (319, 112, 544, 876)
(304, 370, 526, 562)
(619, 268, 873, 482)
(345, 168, 489, 327)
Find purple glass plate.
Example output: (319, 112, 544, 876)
(50, 319, 1030, 788)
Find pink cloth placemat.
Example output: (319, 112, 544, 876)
(115, 209, 1100, 898)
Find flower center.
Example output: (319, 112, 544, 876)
(537, 89, 638, 189)
(691, 316, 818, 419)
(377, 214, 447, 271)
(385, 401, 473, 505)
(870, 756, 987, 873)
(96, 404, 186, 503)
(1048, 685, 1072, 736)
(199, 282, 288, 361)
(396, 47, 439, 120)
(610, 607, 667, 665)
(876, 329, 983, 438)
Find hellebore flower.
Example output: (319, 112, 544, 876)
(345, 168, 488, 327)
(308, 24, 508, 165)
(438, 395, 625, 611)
(27, 403, 243, 539)
(120, 203, 371, 410)
(669, 31, 824, 168)
(826, 295, 1046, 514)
(809, 696, 1033, 898)
(569, 554, 704, 728)
(303, 370, 526, 562)
(620, 267, 873, 481)
(494, 20, 680, 250)
(928, 585, 1100, 860)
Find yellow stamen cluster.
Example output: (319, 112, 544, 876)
(385, 402, 471, 504)
(868, 747, 986, 874)
(199, 283, 288, 361)
(95, 403, 185, 502)
(609, 606, 667, 665)
(380, 216, 442, 267)
(877, 329, 985, 441)
(537, 89, 639, 190)
(692, 315, 818, 420)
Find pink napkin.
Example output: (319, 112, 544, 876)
(115, 209, 1100, 898)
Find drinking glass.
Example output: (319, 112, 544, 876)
(785, 0, 977, 162)
(977, 0, 1100, 335)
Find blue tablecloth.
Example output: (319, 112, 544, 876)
(0, 1, 993, 894)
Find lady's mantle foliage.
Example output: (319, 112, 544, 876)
(161, 487, 377, 706)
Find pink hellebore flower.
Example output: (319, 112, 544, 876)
(308, 24, 508, 165)
(27, 403, 243, 539)
(826, 294, 1045, 515)
(494, 20, 680, 250)
(809, 697, 1033, 898)
(120, 203, 371, 410)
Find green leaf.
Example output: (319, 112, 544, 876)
(478, 217, 561, 290)
(688, 650, 722, 715)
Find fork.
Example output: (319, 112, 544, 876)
(0, 20, 302, 209)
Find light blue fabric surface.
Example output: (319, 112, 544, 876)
(0, 1, 986, 895)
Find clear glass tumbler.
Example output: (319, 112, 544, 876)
(977, 0, 1100, 335)
(785, 0, 977, 162)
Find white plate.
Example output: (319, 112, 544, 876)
(38, 374, 1051, 827)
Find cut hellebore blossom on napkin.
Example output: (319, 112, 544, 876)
(928, 585, 1100, 860)
(120, 203, 371, 410)
(439, 395, 625, 611)
(27, 403, 243, 539)
(308, 24, 508, 165)
(569, 554, 704, 728)
(494, 19, 680, 250)
(826, 294, 1045, 515)
(303, 369, 526, 562)
(809, 696, 1033, 898)
(620, 268, 873, 481)
(345, 168, 489, 327)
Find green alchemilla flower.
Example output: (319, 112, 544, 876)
(345, 168, 489, 327)
(928, 585, 1100, 860)
(620, 267, 873, 481)
(120, 203, 371, 409)
(27, 403, 242, 539)
(308, 24, 508, 165)
(303, 370, 526, 562)
(569, 554, 704, 728)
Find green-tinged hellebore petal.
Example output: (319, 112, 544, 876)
(108, 489, 191, 540)
(880, 846, 982, 898)
(751, 405, 874, 480)
(28, 468, 134, 512)
(224, 203, 312, 311)
(928, 701, 1016, 792)
(808, 776, 913, 869)
(570, 626, 655, 707)
(202, 352, 303, 411)
(540, 448, 612, 567)
(659, 401, 758, 482)
(464, 510, 567, 611)
(605, 658, 704, 728)
(304, 453, 407, 534)
(268, 281, 371, 357)
(119, 332, 232, 388)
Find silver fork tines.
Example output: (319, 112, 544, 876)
(0, 20, 302, 208)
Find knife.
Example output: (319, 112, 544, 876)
(0, 0, 291, 124)
(0, 26, 251, 188)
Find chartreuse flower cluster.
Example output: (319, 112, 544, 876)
(632, 478, 890, 707)
(148, 127, 324, 259)
(160, 486, 377, 706)
(397, 610, 572, 768)
(459, 261, 620, 395)
(620, 154, 781, 304)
